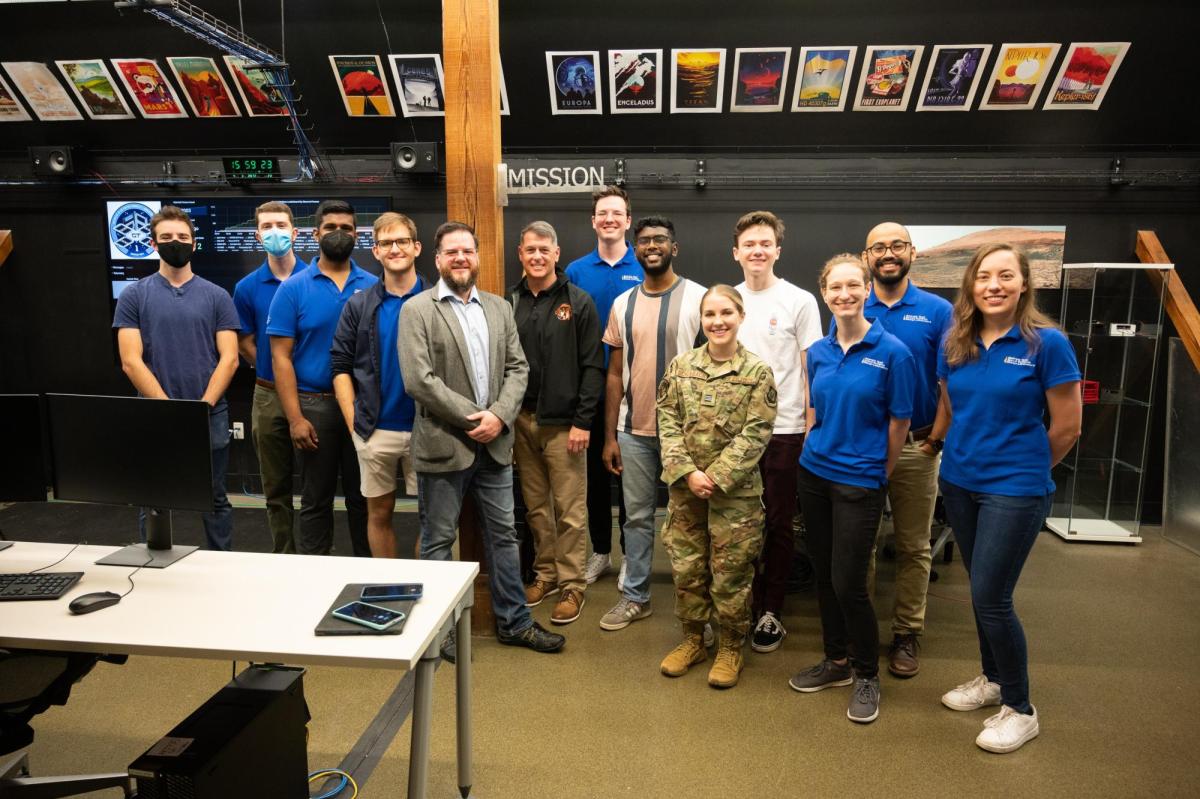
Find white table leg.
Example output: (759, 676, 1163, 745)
(407, 643, 439, 798)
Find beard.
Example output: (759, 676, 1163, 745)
(870, 256, 911, 286)
(638, 249, 674, 276)
(440, 266, 478, 293)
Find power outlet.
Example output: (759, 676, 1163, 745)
(232, 422, 245, 440)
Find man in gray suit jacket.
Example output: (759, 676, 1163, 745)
(399, 221, 565, 660)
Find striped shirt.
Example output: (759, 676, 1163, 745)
(603, 277, 706, 436)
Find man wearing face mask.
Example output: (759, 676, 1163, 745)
(113, 204, 241, 550)
(233, 201, 307, 553)
(267, 200, 378, 557)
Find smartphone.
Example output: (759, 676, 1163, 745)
(361, 583, 424, 601)
(331, 601, 407, 631)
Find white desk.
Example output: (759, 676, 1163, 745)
(0, 542, 477, 798)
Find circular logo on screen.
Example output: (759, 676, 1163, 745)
(109, 202, 156, 258)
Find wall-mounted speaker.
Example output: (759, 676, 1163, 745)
(391, 142, 439, 174)
(29, 146, 79, 177)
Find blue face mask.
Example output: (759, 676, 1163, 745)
(261, 228, 294, 257)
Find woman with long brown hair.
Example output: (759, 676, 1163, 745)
(935, 243, 1081, 753)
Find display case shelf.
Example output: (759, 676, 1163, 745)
(1051, 262, 1172, 544)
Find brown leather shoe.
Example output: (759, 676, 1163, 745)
(888, 633, 920, 678)
(550, 588, 585, 624)
(524, 579, 558, 607)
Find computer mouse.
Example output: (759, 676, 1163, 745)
(68, 591, 122, 615)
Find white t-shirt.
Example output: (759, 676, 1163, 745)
(735, 277, 823, 434)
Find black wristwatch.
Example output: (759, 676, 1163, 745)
(925, 438, 944, 453)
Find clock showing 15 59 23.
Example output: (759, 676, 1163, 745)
(222, 157, 281, 181)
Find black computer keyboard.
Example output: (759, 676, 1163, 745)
(0, 571, 84, 600)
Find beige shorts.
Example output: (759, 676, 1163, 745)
(352, 429, 418, 499)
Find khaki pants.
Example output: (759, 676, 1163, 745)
(513, 410, 588, 594)
(251, 384, 295, 554)
(869, 441, 939, 635)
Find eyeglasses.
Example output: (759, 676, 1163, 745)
(376, 238, 414, 250)
(867, 241, 911, 257)
(635, 235, 672, 246)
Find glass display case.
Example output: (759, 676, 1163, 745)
(1047, 262, 1172, 544)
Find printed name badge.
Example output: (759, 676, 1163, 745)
(701, 391, 716, 406)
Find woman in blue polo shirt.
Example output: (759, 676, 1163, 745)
(788, 254, 916, 724)
(936, 243, 1081, 754)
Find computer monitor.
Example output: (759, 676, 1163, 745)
(46, 394, 213, 568)
(0, 394, 49, 503)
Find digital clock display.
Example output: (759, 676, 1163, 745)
(222, 157, 281, 181)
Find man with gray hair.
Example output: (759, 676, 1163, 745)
(509, 221, 605, 624)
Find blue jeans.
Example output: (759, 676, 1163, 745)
(139, 405, 234, 551)
(940, 479, 1053, 714)
(617, 432, 661, 605)
(417, 449, 532, 636)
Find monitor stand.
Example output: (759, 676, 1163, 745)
(95, 508, 198, 569)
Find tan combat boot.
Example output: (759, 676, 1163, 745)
(660, 622, 707, 677)
(708, 628, 745, 688)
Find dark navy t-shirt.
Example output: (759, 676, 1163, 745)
(802, 319, 917, 489)
(112, 272, 240, 402)
(938, 325, 1081, 496)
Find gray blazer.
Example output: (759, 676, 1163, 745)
(398, 285, 529, 473)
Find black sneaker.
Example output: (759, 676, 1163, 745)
(440, 629, 457, 664)
(497, 621, 565, 653)
(847, 675, 881, 723)
(751, 612, 787, 653)
(788, 659, 853, 693)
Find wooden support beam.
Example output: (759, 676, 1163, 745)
(1136, 230, 1200, 372)
(0, 230, 12, 269)
(443, 0, 504, 636)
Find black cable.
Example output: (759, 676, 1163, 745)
(26, 542, 83, 574)
(375, 0, 419, 142)
(117, 551, 156, 599)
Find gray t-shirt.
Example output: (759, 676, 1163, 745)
(112, 272, 240, 402)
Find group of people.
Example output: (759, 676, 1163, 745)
(111, 187, 1081, 754)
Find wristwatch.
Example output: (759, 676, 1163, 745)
(925, 438, 944, 454)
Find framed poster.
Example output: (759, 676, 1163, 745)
(388, 54, 445, 118)
(166, 56, 241, 117)
(608, 49, 663, 114)
(110, 58, 188, 118)
(223, 56, 287, 116)
(0, 71, 32, 121)
(545, 51, 602, 115)
(54, 60, 134, 120)
(853, 45, 924, 111)
(916, 44, 992, 111)
(791, 46, 857, 112)
(731, 47, 791, 112)
(1043, 42, 1129, 111)
(500, 58, 510, 116)
(329, 55, 395, 117)
(979, 43, 1062, 110)
(0, 61, 82, 121)
(671, 48, 726, 113)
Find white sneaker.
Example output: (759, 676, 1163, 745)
(617, 558, 627, 592)
(584, 552, 612, 585)
(942, 675, 1002, 711)
(976, 705, 1039, 753)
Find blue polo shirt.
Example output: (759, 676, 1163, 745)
(266, 260, 378, 392)
(112, 272, 240, 403)
(802, 319, 917, 489)
(832, 281, 952, 430)
(566, 244, 643, 363)
(938, 326, 1080, 497)
(232, 258, 308, 381)
(376, 279, 422, 431)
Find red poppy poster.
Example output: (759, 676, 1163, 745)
(111, 58, 187, 118)
(329, 55, 395, 117)
(1043, 42, 1129, 111)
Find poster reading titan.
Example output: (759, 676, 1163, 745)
(609, 50, 662, 114)
(853, 46, 924, 111)
(546, 51, 602, 115)
(1043, 42, 1129, 111)
(791, 46, 857, 112)
(980, 43, 1062, 111)
(671, 48, 726, 113)
(916, 45, 992, 111)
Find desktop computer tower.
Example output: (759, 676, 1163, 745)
(128, 666, 309, 798)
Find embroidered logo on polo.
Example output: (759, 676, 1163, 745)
(1003, 356, 1036, 367)
(902, 314, 932, 323)
(861, 357, 888, 370)
(621, 275, 641, 281)
(554, 303, 572, 321)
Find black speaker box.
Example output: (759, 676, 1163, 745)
(391, 141, 439, 174)
(29, 145, 78, 177)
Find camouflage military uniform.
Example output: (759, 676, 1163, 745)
(657, 344, 777, 636)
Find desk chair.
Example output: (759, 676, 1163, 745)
(0, 649, 134, 798)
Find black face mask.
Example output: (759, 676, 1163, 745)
(157, 240, 193, 269)
(319, 230, 356, 262)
